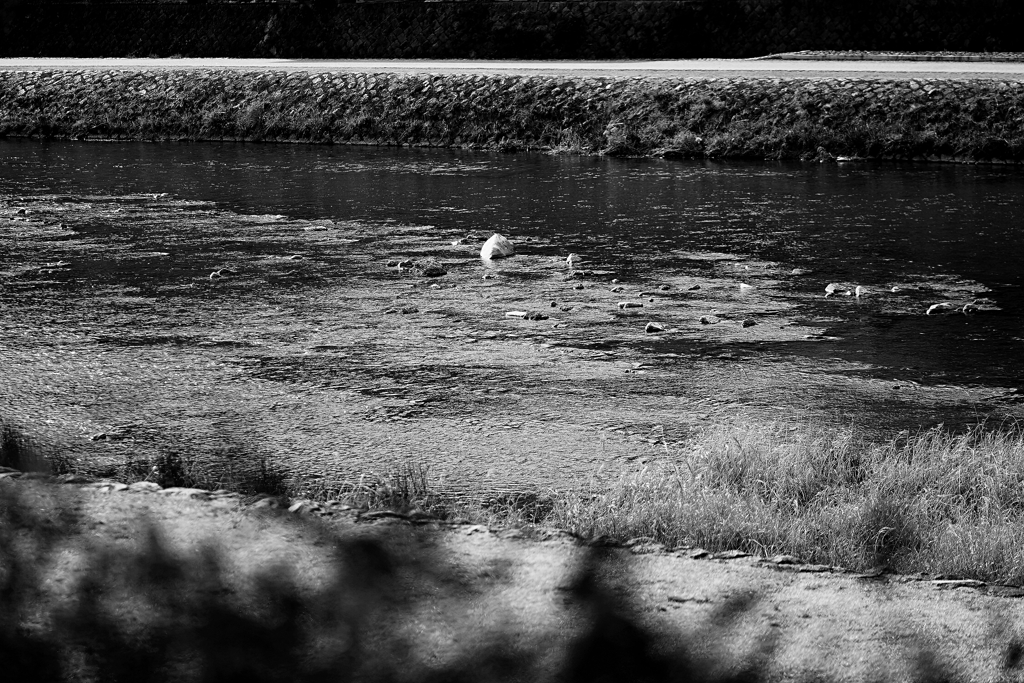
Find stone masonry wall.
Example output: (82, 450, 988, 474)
(1, 0, 1022, 59)
(2, 69, 1023, 162)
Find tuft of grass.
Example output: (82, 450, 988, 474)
(549, 422, 1024, 584)
(146, 448, 288, 497)
(297, 462, 444, 515)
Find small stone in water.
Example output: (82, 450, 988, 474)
(288, 254, 303, 260)
(688, 284, 701, 291)
(659, 284, 671, 291)
(611, 286, 624, 293)
(645, 322, 665, 333)
(741, 319, 757, 327)
(619, 302, 643, 309)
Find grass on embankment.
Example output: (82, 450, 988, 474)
(547, 423, 1024, 585)
(2, 70, 1024, 161)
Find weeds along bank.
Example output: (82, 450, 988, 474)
(2, 69, 1024, 161)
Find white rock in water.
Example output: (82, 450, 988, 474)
(926, 302, 957, 315)
(825, 283, 848, 297)
(481, 233, 515, 259)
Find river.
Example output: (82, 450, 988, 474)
(2, 139, 1022, 491)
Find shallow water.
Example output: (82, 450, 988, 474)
(3, 140, 1024, 491)
(4, 139, 1022, 391)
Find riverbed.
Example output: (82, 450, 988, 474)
(1, 140, 1022, 495)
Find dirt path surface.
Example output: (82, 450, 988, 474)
(3, 478, 1022, 682)
(3, 57, 1024, 80)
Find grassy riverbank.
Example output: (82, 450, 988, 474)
(548, 423, 1024, 584)
(7, 419, 1024, 584)
(271, 421, 1024, 585)
(379, 422, 1024, 584)
(2, 69, 1024, 161)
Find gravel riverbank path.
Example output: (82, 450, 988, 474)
(3, 56, 1024, 80)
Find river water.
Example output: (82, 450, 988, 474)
(2, 139, 1023, 489)
(5, 140, 1023, 386)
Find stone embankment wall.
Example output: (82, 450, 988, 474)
(1, 69, 1023, 162)
(1, 0, 1023, 59)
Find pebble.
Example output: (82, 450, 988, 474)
(741, 319, 757, 327)
(58, 473, 97, 484)
(645, 322, 665, 333)
(687, 284, 701, 290)
(421, 264, 447, 277)
(157, 487, 210, 499)
(618, 302, 643, 309)
(128, 481, 163, 492)
(926, 302, 957, 315)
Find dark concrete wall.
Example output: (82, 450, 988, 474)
(1, 0, 1022, 59)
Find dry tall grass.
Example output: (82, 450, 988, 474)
(552, 423, 1024, 584)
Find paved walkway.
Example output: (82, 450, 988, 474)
(3, 57, 1024, 80)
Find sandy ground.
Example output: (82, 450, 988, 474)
(3, 477, 1022, 682)
(3, 57, 1024, 80)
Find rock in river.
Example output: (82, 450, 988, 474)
(420, 264, 447, 277)
(481, 233, 515, 259)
